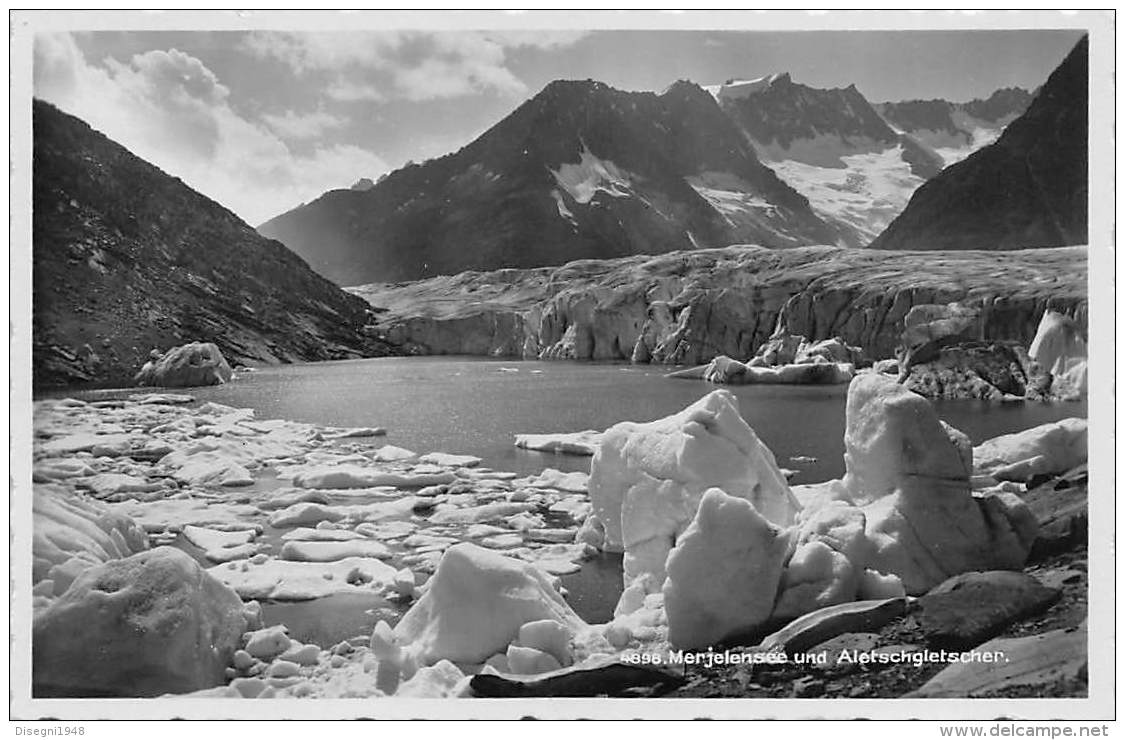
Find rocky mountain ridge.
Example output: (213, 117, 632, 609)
(869, 36, 1087, 251)
(32, 100, 397, 389)
(259, 79, 842, 286)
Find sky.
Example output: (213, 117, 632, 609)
(32, 27, 1085, 226)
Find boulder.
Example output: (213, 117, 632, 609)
(916, 571, 1061, 650)
(394, 543, 587, 665)
(972, 418, 1087, 482)
(902, 341, 1043, 401)
(795, 337, 864, 366)
(588, 390, 799, 590)
(134, 342, 233, 388)
(906, 624, 1087, 698)
(662, 489, 791, 649)
(32, 547, 247, 697)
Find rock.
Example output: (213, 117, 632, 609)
(394, 543, 587, 665)
(973, 419, 1087, 483)
(1022, 477, 1087, 560)
(662, 489, 791, 649)
(468, 655, 685, 698)
(589, 390, 799, 591)
(902, 341, 1043, 401)
(759, 598, 908, 656)
(906, 624, 1087, 698)
(134, 342, 233, 388)
(32, 547, 246, 697)
(917, 571, 1062, 650)
(792, 676, 825, 698)
(805, 631, 881, 664)
(243, 625, 292, 661)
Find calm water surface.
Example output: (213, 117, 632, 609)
(180, 356, 1086, 485)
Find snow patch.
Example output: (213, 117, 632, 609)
(551, 145, 634, 205)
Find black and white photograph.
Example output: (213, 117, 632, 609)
(9, 9, 1115, 724)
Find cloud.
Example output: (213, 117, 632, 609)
(33, 33, 388, 224)
(242, 30, 587, 102)
(261, 108, 345, 140)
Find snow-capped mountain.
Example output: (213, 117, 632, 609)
(258, 79, 843, 285)
(707, 72, 945, 246)
(869, 37, 1085, 251)
(874, 87, 1034, 167)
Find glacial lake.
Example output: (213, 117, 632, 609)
(44, 356, 1087, 629)
(184, 356, 1086, 485)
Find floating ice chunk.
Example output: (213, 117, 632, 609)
(204, 543, 261, 564)
(42, 432, 134, 456)
(325, 427, 386, 439)
(268, 503, 346, 529)
(480, 533, 525, 549)
(972, 418, 1087, 481)
(279, 540, 392, 562)
(373, 445, 418, 462)
(514, 431, 603, 456)
(590, 390, 798, 590)
(428, 502, 535, 525)
(395, 543, 586, 665)
(662, 489, 790, 649)
(355, 521, 416, 540)
(292, 466, 456, 490)
(419, 452, 482, 468)
(280, 527, 364, 542)
(182, 525, 256, 552)
(207, 557, 397, 601)
(523, 469, 589, 493)
(127, 393, 195, 405)
(33, 459, 96, 482)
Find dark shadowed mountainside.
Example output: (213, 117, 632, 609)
(32, 99, 397, 389)
(869, 37, 1086, 251)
